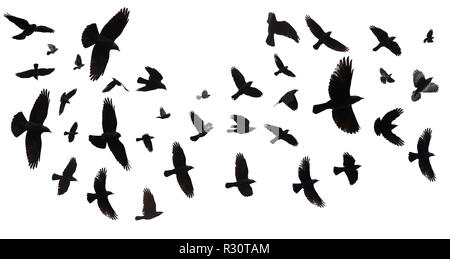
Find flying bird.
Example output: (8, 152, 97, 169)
(89, 98, 130, 170)
(137, 67, 166, 91)
(370, 26, 401, 56)
(73, 54, 84, 70)
(59, 88, 77, 115)
(52, 157, 77, 195)
(16, 64, 54, 80)
(157, 107, 171, 119)
(305, 15, 349, 52)
(231, 67, 262, 100)
(266, 12, 299, 46)
(136, 134, 154, 152)
(313, 57, 362, 134)
(4, 13, 54, 40)
(196, 90, 210, 100)
(374, 108, 404, 146)
(274, 54, 295, 77)
(293, 157, 325, 208)
(135, 188, 163, 221)
(411, 70, 438, 101)
(275, 89, 298, 111)
(333, 153, 361, 185)
(225, 153, 256, 197)
(380, 68, 395, 84)
(103, 78, 128, 92)
(82, 8, 130, 81)
(64, 122, 78, 143)
(164, 142, 195, 198)
(409, 128, 436, 182)
(11, 89, 51, 169)
(46, 44, 58, 55)
(424, 29, 434, 43)
(264, 124, 298, 146)
(87, 168, 117, 220)
(190, 111, 213, 142)
(227, 115, 255, 134)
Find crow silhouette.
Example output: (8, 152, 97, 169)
(4, 13, 54, 40)
(190, 111, 213, 142)
(275, 89, 298, 111)
(374, 108, 404, 146)
(305, 15, 348, 52)
(87, 168, 117, 220)
(225, 153, 255, 197)
(136, 134, 154, 152)
(164, 142, 194, 198)
(16, 64, 54, 80)
(266, 12, 299, 46)
(380, 68, 395, 84)
(424, 29, 434, 43)
(135, 188, 163, 221)
(196, 90, 210, 100)
(73, 54, 84, 70)
(231, 67, 262, 100)
(264, 124, 298, 146)
(333, 153, 361, 185)
(274, 54, 295, 77)
(64, 122, 78, 143)
(103, 78, 128, 92)
(370, 26, 401, 56)
(47, 44, 58, 55)
(227, 115, 255, 134)
(409, 128, 436, 182)
(293, 157, 325, 208)
(137, 67, 166, 91)
(59, 88, 77, 115)
(157, 107, 170, 119)
(411, 70, 438, 101)
(52, 157, 77, 195)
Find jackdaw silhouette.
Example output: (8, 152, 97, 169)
(380, 68, 395, 84)
(275, 89, 298, 111)
(136, 134, 154, 152)
(4, 13, 54, 40)
(87, 168, 117, 220)
(46, 44, 58, 55)
(231, 67, 262, 100)
(411, 70, 438, 101)
(424, 29, 434, 43)
(196, 90, 210, 100)
(135, 188, 163, 221)
(164, 142, 195, 198)
(333, 153, 361, 185)
(370, 26, 401, 56)
(264, 124, 298, 146)
(64, 122, 78, 143)
(225, 153, 255, 197)
(374, 108, 404, 146)
(137, 67, 166, 91)
(16, 64, 54, 80)
(103, 78, 128, 93)
(52, 157, 77, 195)
(59, 88, 77, 115)
(74, 54, 84, 70)
(157, 107, 171, 119)
(409, 128, 436, 182)
(274, 54, 295, 77)
(305, 15, 349, 52)
(293, 157, 325, 208)
(190, 111, 213, 142)
(227, 115, 255, 134)
(266, 12, 299, 46)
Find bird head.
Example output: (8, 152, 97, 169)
(390, 36, 396, 41)
(187, 166, 194, 171)
(43, 126, 51, 133)
(111, 43, 120, 51)
(33, 63, 39, 69)
(326, 31, 332, 37)
(249, 127, 256, 132)
(106, 191, 114, 196)
(249, 179, 256, 184)
(72, 177, 78, 182)
(351, 96, 364, 104)
(312, 179, 319, 185)
(149, 136, 154, 139)
(429, 153, 435, 157)
(356, 165, 362, 169)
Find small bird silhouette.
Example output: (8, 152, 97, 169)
(274, 54, 295, 77)
(103, 78, 128, 93)
(231, 67, 262, 100)
(135, 188, 163, 221)
(424, 29, 434, 43)
(47, 44, 58, 55)
(227, 115, 255, 134)
(370, 26, 401, 56)
(225, 153, 256, 197)
(374, 108, 404, 146)
(52, 157, 77, 195)
(16, 64, 54, 80)
(275, 89, 298, 111)
(136, 134, 154, 152)
(164, 142, 195, 198)
(264, 124, 298, 146)
(380, 68, 395, 84)
(157, 107, 171, 119)
(59, 88, 77, 115)
(190, 111, 213, 142)
(4, 13, 54, 40)
(293, 157, 325, 208)
(87, 168, 117, 220)
(73, 54, 84, 70)
(196, 90, 210, 100)
(305, 15, 348, 52)
(64, 122, 78, 143)
(266, 12, 299, 46)
(409, 128, 436, 182)
(333, 153, 361, 185)
(137, 67, 166, 91)
(411, 70, 438, 101)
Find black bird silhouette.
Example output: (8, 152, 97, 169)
(157, 107, 171, 119)
(305, 15, 348, 52)
(59, 88, 77, 115)
(424, 29, 434, 43)
(11, 89, 51, 169)
(16, 64, 54, 80)
(293, 157, 325, 208)
(190, 111, 213, 142)
(137, 67, 166, 91)
(82, 8, 129, 81)
(274, 54, 295, 77)
(4, 13, 54, 40)
(264, 124, 298, 146)
(135, 188, 163, 221)
(225, 153, 256, 197)
(64, 122, 78, 143)
(136, 134, 154, 152)
(266, 12, 299, 46)
(52, 157, 77, 195)
(275, 89, 298, 111)
(196, 90, 210, 100)
(409, 128, 436, 182)
(380, 68, 395, 84)
(313, 57, 362, 134)
(74, 54, 84, 70)
(89, 98, 130, 170)
(374, 108, 404, 146)
(227, 115, 255, 134)
(47, 44, 58, 55)
(103, 78, 128, 93)
(411, 70, 439, 102)
(231, 67, 262, 100)
(333, 153, 361, 185)
(164, 142, 194, 198)
(87, 168, 117, 220)
(370, 26, 401, 56)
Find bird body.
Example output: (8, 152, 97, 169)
(196, 90, 210, 100)
(424, 29, 434, 43)
(275, 89, 298, 110)
(73, 54, 84, 70)
(374, 108, 404, 146)
(227, 115, 255, 134)
(411, 70, 438, 101)
(266, 12, 299, 46)
(225, 153, 255, 197)
(333, 153, 361, 185)
(16, 63, 54, 80)
(52, 157, 77, 195)
(264, 124, 298, 146)
(164, 142, 194, 198)
(4, 14, 54, 40)
(87, 168, 117, 220)
(103, 78, 128, 92)
(273, 54, 296, 77)
(293, 157, 325, 207)
(47, 44, 58, 55)
(137, 67, 166, 91)
(135, 188, 163, 221)
(64, 122, 78, 143)
(380, 68, 395, 84)
(136, 134, 154, 152)
(231, 67, 262, 100)
(306, 16, 348, 52)
(370, 26, 401, 56)
(190, 111, 213, 142)
(157, 107, 171, 119)
(408, 128, 436, 181)
(59, 89, 77, 115)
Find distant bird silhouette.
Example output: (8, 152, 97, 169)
(157, 107, 171, 119)
(275, 89, 298, 111)
(4, 13, 54, 40)
(225, 153, 255, 197)
(264, 124, 298, 146)
(136, 134, 154, 152)
(137, 67, 166, 91)
(305, 15, 348, 52)
(380, 68, 395, 84)
(103, 78, 128, 93)
(47, 44, 58, 55)
(11, 89, 51, 169)
(274, 54, 295, 77)
(293, 157, 325, 207)
(227, 115, 255, 134)
(313, 57, 362, 134)
(164, 142, 194, 198)
(82, 8, 129, 81)
(370, 26, 401, 56)
(64, 122, 78, 143)
(196, 90, 210, 100)
(89, 98, 130, 170)
(231, 67, 262, 100)
(190, 111, 213, 142)
(333, 153, 361, 185)
(73, 54, 84, 70)
(374, 108, 404, 146)
(409, 128, 436, 182)
(59, 88, 77, 115)
(135, 188, 163, 221)
(52, 157, 77, 195)
(87, 168, 117, 220)
(411, 70, 438, 101)
(16, 64, 54, 80)
(424, 29, 434, 43)
(266, 12, 299, 46)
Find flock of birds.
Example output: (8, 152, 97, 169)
(6, 8, 440, 220)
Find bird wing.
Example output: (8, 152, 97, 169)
(284, 69, 296, 77)
(102, 98, 117, 133)
(176, 172, 194, 198)
(62, 157, 77, 177)
(305, 15, 325, 39)
(59, 101, 66, 115)
(159, 107, 167, 116)
(244, 86, 263, 97)
(328, 57, 353, 100)
(427, 29, 433, 38)
(417, 128, 432, 154)
(90, 44, 110, 81)
(418, 157, 436, 181)
(29, 89, 50, 124)
(264, 124, 280, 137)
(108, 138, 130, 170)
(142, 188, 157, 215)
(57, 179, 70, 196)
(16, 70, 34, 78)
(235, 153, 249, 181)
(370, 26, 389, 42)
(103, 80, 117, 93)
(274, 20, 299, 42)
(281, 133, 298, 146)
(382, 108, 403, 124)
(172, 142, 187, 168)
(100, 8, 129, 41)
(25, 132, 42, 169)
(324, 37, 349, 52)
(274, 54, 284, 69)
(332, 107, 360, 134)
(413, 70, 425, 88)
(385, 41, 401, 56)
(190, 111, 205, 133)
(382, 130, 404, 146)
(423, 83, 439, 93)
(231, 67, 246, 89)
(66, 89, 77, 99)
(37, 68, 55, 76)
(98, 197, 118, 220)
(4, 14, 30, 29)
(281, 92, 298, 110)
(94, 168, 107, 194)
(298, 156, 311, 183)
(343, 152, 355, 167)
(70, 122, 78, 133)
(75, 54, 82, 66)
(305, 187, 325, 208)
(144, 138, 153, 152)
(35, 26, 54, 33)
(48, 44, 56, 51)
(380, 68, 388, 77)
(145, 66, 163, 81)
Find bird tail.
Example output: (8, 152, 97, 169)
(52, 174, 62, 181)
(81, 23, 99, 48)
(64, 131, 69, 135)
(136, 137, 143, 142)
(274, 70, 281, 76)
(73, 67, 78, 70)
(164, 170, 175, 177)
(333, 167, 345, 175)
(47, 51, 52, 55)
(196, 95, 202, 100)
(137, 77, 149, 84)
(266, 33, 275, 47)
(312, 103, 329, 114)
(225, 182, 238, 188)
(408, 152, 418, 162)
(89, 135, 107, 149)
(231, 92, 240, 100)
(292, 183, 303, 194)
(373, 44, 382, 51)
(135, 216, 145, 221)
(87, 193, 97, 203)
(190, 134, 201, 142)
(313, 41, 321, 50)
(411, 91, 421, 102)
(11, 112, 28, 137)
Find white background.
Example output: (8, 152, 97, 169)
(0, 0, 448, 238)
